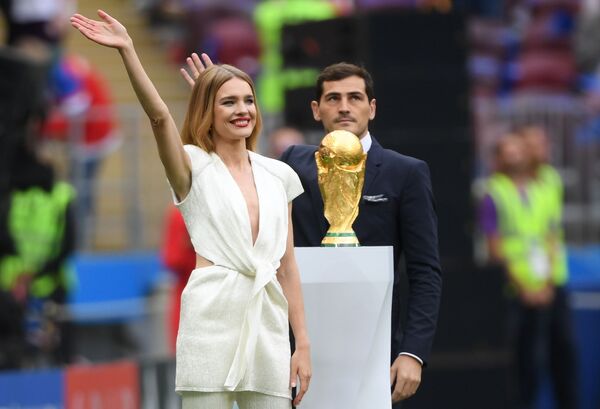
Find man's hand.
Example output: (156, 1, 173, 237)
(179, 52, 214, 88)
(390, 354, 422, 403)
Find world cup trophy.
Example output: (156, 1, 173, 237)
(316, 130, 367, 247)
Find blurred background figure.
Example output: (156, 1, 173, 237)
(41, 53, 120, 247)
(0, 133, 77, 368)
(0, 1, 74, 369)
(160, 205, 195, 356)
(480, 132, 578, 409)
(519, 125, 566, 246)
(0, 0, 75, 51)
(268, 126, 306, 159)
(0, 0, 114, 248)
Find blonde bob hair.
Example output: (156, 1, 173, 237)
(181, 64, 261, 152)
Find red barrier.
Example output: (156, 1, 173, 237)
(65, 361, 139, 409)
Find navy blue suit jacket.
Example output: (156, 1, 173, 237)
(280, 137, 442, 364)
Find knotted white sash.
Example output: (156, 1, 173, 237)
(224, 259, 278, 389)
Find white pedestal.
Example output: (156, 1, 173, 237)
(296, 246, 394, 409)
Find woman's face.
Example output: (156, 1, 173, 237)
(212, 77, 256, 145)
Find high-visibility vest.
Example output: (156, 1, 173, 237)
(533, 164, 568, 282)
(487, 172, 567, 291)
(0, 181, 75, 298)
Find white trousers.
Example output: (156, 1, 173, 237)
(181, 391, 291, 409)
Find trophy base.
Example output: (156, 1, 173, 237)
(321, 232, 360, 247)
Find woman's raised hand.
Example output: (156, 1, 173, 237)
(180, 52, 214, 88)
(70, 10, 131, 50)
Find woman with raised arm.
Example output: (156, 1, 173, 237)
(71, 10, 311, 409)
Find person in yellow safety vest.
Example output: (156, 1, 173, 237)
(0, 139, 76, 366)
(519, 125, 568, 286)
(479, 133, 578, 409)
(253, 0, 336, 113)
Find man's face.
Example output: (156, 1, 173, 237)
(497, 136, 528, 173)
(311, 76, 376, 139)
(522, 127, 550, 165)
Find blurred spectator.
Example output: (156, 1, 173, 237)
(0, 0, 75, 86)
(160, 205, 195, 355)
(480, 132, 578, 409)
(0, 1, 100, 246)
(0, 133, 77, 367)
(268, 126, 305, 159)
(42, 53, 120, 244)
(519, 125, 578, 409)
(0, 45, 51, 369)
(0, 49, 49, 230)
(519, 125, 570, 300)
(0, 0, 75, 49)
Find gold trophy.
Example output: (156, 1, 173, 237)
(316, 130, 367, 247)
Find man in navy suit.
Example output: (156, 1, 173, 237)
(280, 63, 442, 404)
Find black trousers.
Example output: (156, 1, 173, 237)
(510, 287, 578, 409)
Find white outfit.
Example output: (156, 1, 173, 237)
(171, 145, 303, 399)
(182, 391, 290, 409)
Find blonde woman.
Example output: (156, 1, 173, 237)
(71, 10, 311, 409)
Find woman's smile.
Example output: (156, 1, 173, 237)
(231, 117, 251, 128)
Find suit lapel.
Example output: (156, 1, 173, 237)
(363, 137, 384, 195)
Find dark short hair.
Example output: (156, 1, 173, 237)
(315, 63, 375, 102)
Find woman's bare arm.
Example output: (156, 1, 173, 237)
(277, 203, 311, 406)
(71, 10, 190, 198)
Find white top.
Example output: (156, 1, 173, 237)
(171, 145, 303, 398)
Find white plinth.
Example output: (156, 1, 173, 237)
(296, 246, 394, 409)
